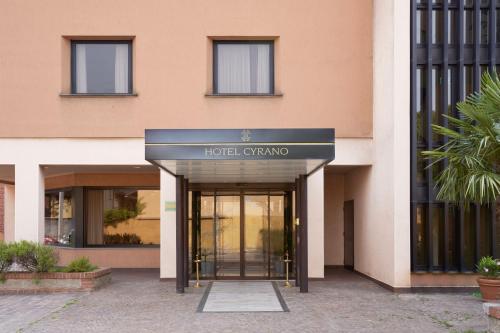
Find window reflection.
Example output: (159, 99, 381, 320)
(44, 190, 74, 246)
(417, 10, 427, 44)
(464, 9, 474, 44)
(416, 204, 428, 268)
(432, 10, 444, 44)
(86, 188, 160, 246)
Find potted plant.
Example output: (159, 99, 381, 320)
(476, 256, 500, 301)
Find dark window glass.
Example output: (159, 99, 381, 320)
(497, 9, 500, 43)
(447, 66, 457, 118)
(44, 190, 75, 247)
(464, 65, 474, 98)
(431, 204, 445, 269)
(417, 10, 428, 44)
(481, 9, 489, 44)
(71, 41, 131, 94)
(463, 204, 476, 271)
(433, 10, 444, 44)
(213, 41, 273, 94)
(417, 148, 427, 184)
(416, 67, 427, 144)
(496, 201, 500, 257)
(432, 66, 444, 143)
(85, 188, 160, 246)
(464, 9, 474, 44)
(416, 204, 428, 268)
(432, 159, 443, 184)
(479, 205, 493, 259)
(448, 10, 457, 44)
(447, 204, 460, 270)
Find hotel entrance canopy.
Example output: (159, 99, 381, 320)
(145, 128, 335, 183)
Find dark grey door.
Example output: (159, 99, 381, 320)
(343, 200, 354, 270)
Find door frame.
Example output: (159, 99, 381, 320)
(343, 200, 354, 270)
(193, 188, 293, 280)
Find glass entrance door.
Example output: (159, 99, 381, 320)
(192, 190, 293, 279)
(244, 195, 269, 277)
(215, 195, 241, 277)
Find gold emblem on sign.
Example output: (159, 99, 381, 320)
(241, 129, 251, 142)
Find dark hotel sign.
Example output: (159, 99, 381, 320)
(145, 128, 335, 161)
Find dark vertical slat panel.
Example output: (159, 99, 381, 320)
(475, 203, 481, 268)
(443, 0, 450, 272)
(490, 0, 497, 72)
(426, 0, 434, 271)
(491, 203, 497, 258)
(459, 204, 466, 271)
(176, 176, 185, 293)
(458, 0, 466, 273)
(474, 0, 481, 91)
(410, 0, 418, 272)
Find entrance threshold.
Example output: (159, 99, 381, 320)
(197, 281, 289, 313)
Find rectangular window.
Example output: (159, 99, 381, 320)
(417, 10, 428, 44)
(416, 67, 427, 145)
(432, 66, 444, 144)
(71, 41, 132, 94)
(481, 9, 489, 44)
(464, 9, 474, 44)
(85, 188, 160, 246)
(432, 10, 444, 44)
(213, 41, 274, 95)
(44, 190, 75, 247)
(447, 204, 460, 271)
(463, 204, 476, 271)
(448, 10, 457, 44)
(431, 204, 445, 269)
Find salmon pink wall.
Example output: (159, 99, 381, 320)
(0, 0, 372, 138)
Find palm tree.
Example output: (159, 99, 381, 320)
(422, 72, 500, 205)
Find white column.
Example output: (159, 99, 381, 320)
(3, 184, 15, 242)
(307, 169, 325, 278)
(371, 0, 411, 287)
(14, 164, 44, 242)
(160, 170, 177, 278)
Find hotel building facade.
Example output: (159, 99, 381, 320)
(0, 0, 497, 292)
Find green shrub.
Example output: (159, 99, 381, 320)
(477, 256, 500, 278)
(0, 242, 14, 273)
(10, 241, 58, 273)
(63, 257, 97, 273)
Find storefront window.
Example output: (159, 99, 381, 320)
(86, 188, 160, 246)
(44, 190, 75, 246)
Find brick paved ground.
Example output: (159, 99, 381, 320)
(0, 268, 491, 333)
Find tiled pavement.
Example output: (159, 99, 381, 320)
(0, 269, 491, 333)
(0, 292, 81, 332)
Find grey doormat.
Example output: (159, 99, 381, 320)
(198, 281, 289, 313)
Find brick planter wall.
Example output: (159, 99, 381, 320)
(0, 268, 111, 294)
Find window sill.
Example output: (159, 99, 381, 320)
(205, 93, 283, 98)
(59, 93, 138, 97)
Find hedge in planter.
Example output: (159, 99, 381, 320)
(9, 241, 58, 273)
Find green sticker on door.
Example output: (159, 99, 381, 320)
(165, 201, 176, 211)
